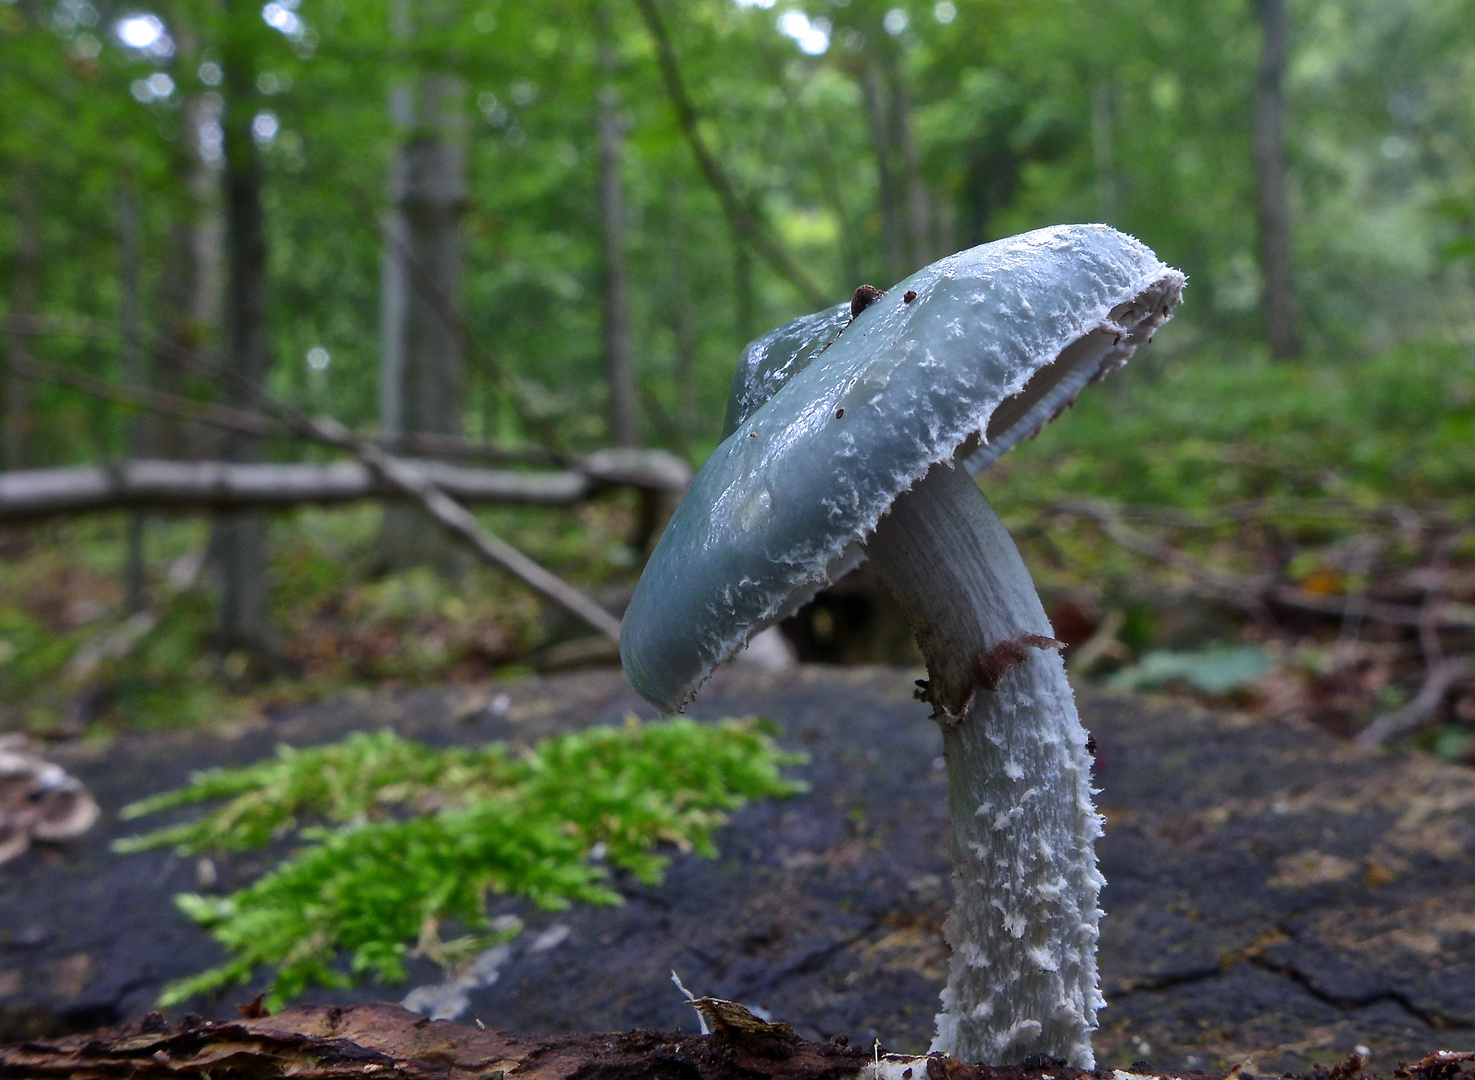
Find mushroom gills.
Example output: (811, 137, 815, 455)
(967, 282, 1177, 476)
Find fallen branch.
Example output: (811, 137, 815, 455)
(633, 0, 830, 309)
(0, 455, 689, 523)
(305, 417, 626, 640)
(157, 343, 635, 640)
(9, 331, 641, 641)
(1355, 657, 1474, 748)
(10, 346, 279, 441)
(1356, 541, 1471, 747)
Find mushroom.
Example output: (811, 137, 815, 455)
(621, 224, 1182, 1067)
(0, 734, 101, 866)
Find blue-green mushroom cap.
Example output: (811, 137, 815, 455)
(623, 224, 1184, 713)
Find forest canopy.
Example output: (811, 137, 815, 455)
(1, 0, 1473, 743)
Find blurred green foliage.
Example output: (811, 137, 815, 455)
(3, 0, 1474, 464)
(994, 340, 1475, 511)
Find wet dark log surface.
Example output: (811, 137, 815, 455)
(2, 666, 1473, 1075)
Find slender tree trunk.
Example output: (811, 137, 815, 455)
(1253, 0, 1299, 359)
(118, 185, 148, 614)
(4, 171, 38, 470)
(154, 96, 221, 460)
(379, 41, 469, 569)
(668, 183, 697, 448)
(597, 18, 637, 449)
(211, 6, 277, 667)
(886, 54, 930, 272)
(862, 60, 905, 284)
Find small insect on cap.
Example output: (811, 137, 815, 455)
(622, 224, 1183, 714)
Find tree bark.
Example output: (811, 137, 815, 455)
(1253, 0, 1299, 359)
(597, 16, 637, 449)
(4, 169, 38, 470)
(117, 185, 148, 614)
(212, 1, 277, 667)
(154, 95, 222, 460)
(885, 53, 931, 272)
(862, 59, 905, 284)
(380, 0, 469, 570)
(668, 183, 698, 446)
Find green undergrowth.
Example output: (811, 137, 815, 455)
(0, 497, 641, 733)
(114, 716, 804, 1008)
(989, 341, 1475, 631)
(993, 340, 1475, 510)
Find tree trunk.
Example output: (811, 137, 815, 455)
(597, 26, 637, 449)
(118, 185, 148, 614)
(886, 53, 931, 272)
(379, 58, 469, 570)
(862, 59, 905, 284)
(667, 183, 697, 448)
(211, 4, 278, 669)
(4, 170, 38, 470)
(1253, 0, 1299, 359)
(154, 95, 223, 461)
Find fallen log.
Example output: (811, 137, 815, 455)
(0, 452, 691, 523)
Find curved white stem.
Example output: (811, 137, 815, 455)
(867, 461, 1104, 1067)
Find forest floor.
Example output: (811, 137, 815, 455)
(3, 665, 1474, 1076)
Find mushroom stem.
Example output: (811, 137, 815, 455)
(866, 460, 1103, 1068)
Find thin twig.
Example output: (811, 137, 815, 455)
(156, 345, 622, 640)
(11, 346, 281, 441)
(1356, 538, 1467, 747)
(1355, 658, 1473, 748)
(632, 0, 829, 309)
(308, 416, 623, 641)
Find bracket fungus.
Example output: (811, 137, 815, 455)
(621, 224, 1183, 1067)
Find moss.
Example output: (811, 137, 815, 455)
(115, 716, 805, 1008)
